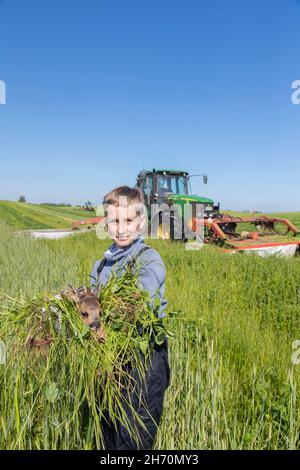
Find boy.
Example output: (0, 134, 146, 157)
(90, 185, 170, 450)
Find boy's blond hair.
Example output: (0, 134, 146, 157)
(103, 186, 145, 216)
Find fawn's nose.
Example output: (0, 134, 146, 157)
(89, 320, 100, 330)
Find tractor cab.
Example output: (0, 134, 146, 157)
(137, 169, 188, 204)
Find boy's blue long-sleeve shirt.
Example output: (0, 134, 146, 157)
(90, 236, 167, 318)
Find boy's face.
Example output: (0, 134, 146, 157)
(106, 202, 145, 248)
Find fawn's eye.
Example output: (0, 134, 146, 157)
(81, 312, 89, 318)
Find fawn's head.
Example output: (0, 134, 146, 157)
(61, 286, 101, 330)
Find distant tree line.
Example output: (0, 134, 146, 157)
(41, 203, 73, 207)
(17, 197, 94, 210)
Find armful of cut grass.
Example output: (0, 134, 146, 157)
(0, 267, 174, 449)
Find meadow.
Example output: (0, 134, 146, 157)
(1, 218, 300, 449)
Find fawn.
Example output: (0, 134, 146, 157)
(61, 285, 106, 342)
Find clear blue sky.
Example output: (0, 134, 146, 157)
(0, 0, 299, 211)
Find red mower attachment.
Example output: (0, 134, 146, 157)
(204, 215, 300, 257)
(72, 216, 104, 230)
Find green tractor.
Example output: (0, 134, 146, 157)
(136, 168, 219, 240)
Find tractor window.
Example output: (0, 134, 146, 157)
(177, 177, 188, 195)
(143, 176, 153, 196)
(157, 175, 188, 195)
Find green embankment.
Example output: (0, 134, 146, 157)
(0, 201, 96, 229)
(0, 200, 299, 233)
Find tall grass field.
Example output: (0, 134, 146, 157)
(0, 219, 300, 449)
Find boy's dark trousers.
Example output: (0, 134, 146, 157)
(102, 339, 170, 450)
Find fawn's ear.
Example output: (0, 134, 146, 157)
(91, 285, 100, 298)
(76, 286, 93, 299)
(61, 285, 81, 304)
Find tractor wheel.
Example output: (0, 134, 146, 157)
(152, 213, 184, 241)
(157, 222, 171, 240)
